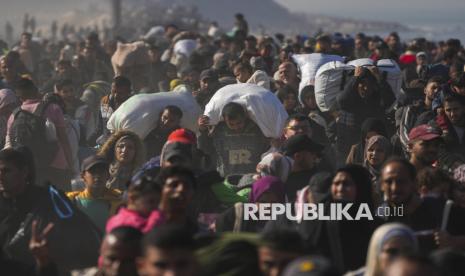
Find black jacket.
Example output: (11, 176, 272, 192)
(337, 77, 396, 128)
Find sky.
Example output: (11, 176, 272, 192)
(2, 0, 465, 27)
(1, 0, 464, 40)
(276, 0, 465, 27)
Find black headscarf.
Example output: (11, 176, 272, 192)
(334, 164, 374, 210)
(360, 117, 388, 146)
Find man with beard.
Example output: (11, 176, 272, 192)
(407, 124, 442, 171)
(380, 158, 465, 252)
(441, 95, 465, 158)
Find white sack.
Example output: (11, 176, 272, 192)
(292, 53, 344, 92)
(347, 58, 374, 67)
(107, 91, 202, 139)
(173, 39, 197, 58)
(377, 59, 402, 99)
(314, 61, 353, 112)
(204, 83, 288, 138)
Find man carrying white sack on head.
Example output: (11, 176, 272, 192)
(198, 102, 270, 177)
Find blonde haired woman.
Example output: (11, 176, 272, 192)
(98, 130, 145, 190)
(346, 223, 418, 276)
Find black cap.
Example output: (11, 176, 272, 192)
(81, 155, 109, 172)
(200, 69, 219, 81)
(283, 134, 324, 157)
(162, 142, 193, 163)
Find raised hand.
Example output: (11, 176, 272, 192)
(29, 220, 55, 267)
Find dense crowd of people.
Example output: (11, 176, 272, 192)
(1, 11, 465, 276)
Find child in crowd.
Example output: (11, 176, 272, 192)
(106, 169, 164, 233)
(67, 155, 122, 231)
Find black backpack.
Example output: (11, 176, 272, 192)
(10, 102, 59, 166)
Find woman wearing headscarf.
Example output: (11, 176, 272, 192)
(0, 89, 18, 147)
(345, 223, 418, 276)
(346, 118, 388, 165)
(363, 135, 392, 202)
(98, 130, 145, 190)
(256, 152, 294, 183)
(215, 176, 286, 233)
(296, 164, 379, 274)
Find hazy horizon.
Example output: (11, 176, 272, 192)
(277, 0, 465, 27)
(1, 0, 464, 40)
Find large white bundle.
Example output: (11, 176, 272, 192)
(314, 58, 403, 111)
(377, 59, 402, 99)
(204, 83, 288, 138)
(314, 61, 353, 112)
(173, 39, 197, 58)
(144, 26, 165, 41)
(107, 91, 202, 139)
(292, 53, 344, 92)
(347, 58, 374, 67)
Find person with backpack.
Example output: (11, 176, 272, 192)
(0, 147, 101, 273)
(4, 78, 74, 191)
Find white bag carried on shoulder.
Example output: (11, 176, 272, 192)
(314, 58, 402, 112)
(204, 83, 288, 138)
(292, 53, 345, 92)
(377, 59, 402, 99)
(314, 61, 353, 112)
(107, 89, 202, 139)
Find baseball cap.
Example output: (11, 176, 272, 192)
(162, 142, 193, 164)
(200, 69, 219, 81)
(283, 134, 325, 157)
(81, 155, 109, 172)
(416, 51, 427, 58)
(408, 124, 442, 142)
(282, 256, 338, 276)
(167, 128, 197, 145)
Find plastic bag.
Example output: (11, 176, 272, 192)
(204, 83, 288, 138)
(292, 53, 345, 92)
(173, 39, 197, 58)
(107, 90, 202, 139)
(377, 59, 402, 99)
(314, 61, 353, 112)
(314, 58, 402, 112)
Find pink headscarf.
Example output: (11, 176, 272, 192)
(249, 176, 285, 203)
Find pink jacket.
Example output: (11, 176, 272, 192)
(106, 208, 165, 234)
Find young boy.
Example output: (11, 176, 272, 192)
(67, 155, 122, 231)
